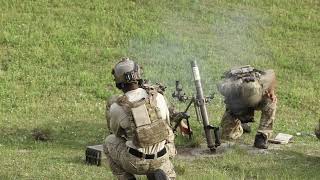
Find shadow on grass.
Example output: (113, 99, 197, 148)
(0, 119, 107, 149)
(64, 154, 87, 165)
(174, 145, 320, 179)
(270, 149, 320, 179)
(239, 149, 320, 179)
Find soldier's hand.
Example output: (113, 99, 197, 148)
(265, 89, 277, 103)
(179, 121, 192, 135)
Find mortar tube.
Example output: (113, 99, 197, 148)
(191, 60, 215, 151)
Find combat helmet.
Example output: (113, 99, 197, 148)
(112, 57, 142, 88)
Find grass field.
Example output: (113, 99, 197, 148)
(0, 0, 319, 179)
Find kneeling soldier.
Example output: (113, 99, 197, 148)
(104, 58, 176, 180)
(217, 65, 277, 149)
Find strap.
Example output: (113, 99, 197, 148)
(224, 65, 262, 80)
(116, 95, 147, 108)
(128, 147, 167, 159)
(144, 86, 158, 106)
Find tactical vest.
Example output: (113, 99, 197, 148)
(217, 65, 263, 111)
(116, 88, 170, 148)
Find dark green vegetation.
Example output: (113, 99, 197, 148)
(0, 0, 319, 179)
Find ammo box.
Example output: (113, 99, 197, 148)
(85, 144, 106, 166)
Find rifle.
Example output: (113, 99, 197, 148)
(172, 60, 221, 152)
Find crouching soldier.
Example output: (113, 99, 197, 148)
(104, 58, 176, 180)
(217, 65, 277, 149)
(315, 120, 320, 140)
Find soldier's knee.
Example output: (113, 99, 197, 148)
(104, 134, 118, 154)
(105, 133, 116, 141)
(221, 119, 243, 140)
(231, 130, 243, 139)
(224, 131, 243, 140)
(105, 134, 115, 146)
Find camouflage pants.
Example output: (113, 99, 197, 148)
(221, 96, 277, 140)
(103, 134, 176, 180)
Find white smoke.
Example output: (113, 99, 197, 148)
(125, 3, 270, 95)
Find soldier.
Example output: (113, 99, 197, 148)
(217, 65, 277, 149)
(103, 58, 176, 180)
(315, 120, 320, 140)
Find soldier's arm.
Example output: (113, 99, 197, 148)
(109, 103, 128, 137)
(156, 93, 177, 157)
(164, 103, 177, 158)
(106, 95, 121, 132)
(168, 106, 192, 135)
(260, 69, 277, 102)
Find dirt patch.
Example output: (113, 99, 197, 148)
(31, 128, 52, 141)
(176, 142, 284, 159)
(176, 143, 232, 160)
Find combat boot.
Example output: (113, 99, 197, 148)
(241, 123, 251, 133)
(253, 133, 268, 149)
(146, 169, 168, 180)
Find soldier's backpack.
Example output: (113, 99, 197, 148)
(116, 87, 170, 148)
(217, 65, 264, 109)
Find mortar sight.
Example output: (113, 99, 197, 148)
(172, 80, 188, 102)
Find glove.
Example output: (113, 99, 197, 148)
(179, 120, 192, 135)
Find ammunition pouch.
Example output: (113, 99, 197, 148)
(133, 120, 170, 147)
(117, 87, 170, 148)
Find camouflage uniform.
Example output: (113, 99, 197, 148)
(221, 94, 277, 139)
(104, 88, 176, 180)
(218, 66, 277, 144)
(315, 120, 320, 140)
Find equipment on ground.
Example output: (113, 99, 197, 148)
(85, 144, 105, 166)
(254, 133, 268, 149)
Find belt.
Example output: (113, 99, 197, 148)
(128, 147, 167, 159)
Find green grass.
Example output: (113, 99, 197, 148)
(0, 0, 320, 179)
